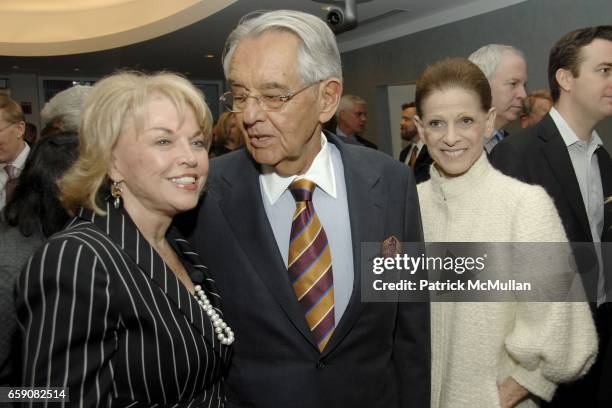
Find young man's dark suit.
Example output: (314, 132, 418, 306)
(489, 113, 612, 407)
(183, 132, 430, 408)
(399, 145, 434, 184)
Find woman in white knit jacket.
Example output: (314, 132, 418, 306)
(414, 58, 597, 408)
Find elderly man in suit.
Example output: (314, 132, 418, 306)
(185, 10, 429, 408)
(490, 25, 612, 408)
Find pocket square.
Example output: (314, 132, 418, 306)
(382, 235, 401, 258)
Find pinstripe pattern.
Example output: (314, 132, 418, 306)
(15, 201, 232, 407)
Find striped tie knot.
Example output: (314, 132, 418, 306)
(3, 164, 18, 204)
(4, 164, 16, 180)
(289, 179, 316, 202)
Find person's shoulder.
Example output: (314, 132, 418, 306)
(341, 141, 406, 168)
(355, 135, 378, 149)
(209, 146, 249, 171)
(206, 147, 254, 193)
(496, 129, 535, 152)
(0, 224, 43, 248)
(495, 118, 555, 153)
(39, 218, 109, 258)
(0, 225, 44, 274)
(343, 143, 414, 187)
(492, 167, 566, 240)
(489, 165, 552, 205)
(416, 179, 434, 202)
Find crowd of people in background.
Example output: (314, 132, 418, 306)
(0, 8, 611, 408)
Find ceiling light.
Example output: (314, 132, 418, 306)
(0, 0, 238, 56)
(205, 53, 215, 59)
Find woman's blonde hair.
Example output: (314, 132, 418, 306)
(59, 71, 213, 215)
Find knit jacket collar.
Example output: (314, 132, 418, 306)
(429, 152, 490, 200)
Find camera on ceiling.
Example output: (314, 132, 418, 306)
(325, 0, 357, 34)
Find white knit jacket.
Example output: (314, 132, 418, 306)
(417, 153, 598, 408)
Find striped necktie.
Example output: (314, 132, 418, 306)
(3, 164, 17, 204)
(409, 145, 419, 168)
(288, 179, 335, 351)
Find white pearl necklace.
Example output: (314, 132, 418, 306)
(193, 285, 235, 345)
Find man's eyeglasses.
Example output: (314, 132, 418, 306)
(220, 82, 318, 113)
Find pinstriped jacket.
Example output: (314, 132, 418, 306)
(15, 201, 232, 407)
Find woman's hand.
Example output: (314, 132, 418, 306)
(498, 377, 529, 408)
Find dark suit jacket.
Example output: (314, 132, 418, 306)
(16, 201, 232, 407)
(489, 113, 612, 407)
(399, 145, 434, 184)
(184, 133, 430, 408)
(490, 115, 612, 243)
(399, 144, 411, 164)
(354, 134, 378, 149)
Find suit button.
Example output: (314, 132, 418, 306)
(316, 360, 326, 369)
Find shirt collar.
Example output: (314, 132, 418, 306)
(415, 140, 424, 154)
(3, 143, 30, 170)
(549, 107, 603, 148)
(335, 126, 354, 139)
(260, 132, 337, 205)
(492, 129, 506, 142)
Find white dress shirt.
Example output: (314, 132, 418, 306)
(549, 107, 605, 303)
(260, 133, 354, 322)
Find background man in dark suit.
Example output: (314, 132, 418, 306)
(399, 101, 419, 163)
(185, 10, 429, 408)
(490, 25, 612, 408)
(0, 95, 28, 210)
(399, 101, 433, 183)
(335, 94, 378, 149)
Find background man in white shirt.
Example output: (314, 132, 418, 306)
(490, 25, 612, 408)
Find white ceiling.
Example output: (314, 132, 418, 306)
(0, 0, 525, 80)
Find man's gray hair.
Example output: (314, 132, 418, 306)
(468, 44, 525, 79)
(222, 10, 342, 85)
(40, 85, 92, 132)
(336, 94, 366, 117)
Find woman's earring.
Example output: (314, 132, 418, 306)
(111, 181, 122, 209)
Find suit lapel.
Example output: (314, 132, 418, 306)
(597, 147, 612, 242)
(210, 152, 317, 348)
(211, 136, 385, 354)
(415, 145, 433, 171)
(322, 133, 384, 355)
(538, 115, 593, 241)
(79, 202, 227, 356)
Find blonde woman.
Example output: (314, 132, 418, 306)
(16, 72, 233, 406)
